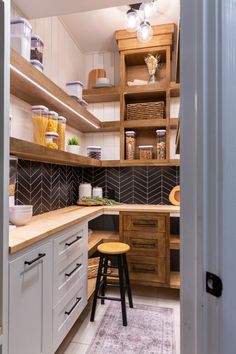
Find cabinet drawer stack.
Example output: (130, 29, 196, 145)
(120, 212, 170, 287)
(53, 223, 88, 352)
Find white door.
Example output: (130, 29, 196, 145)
(181, 0, 236, 353)
(9, 243, 53, 354)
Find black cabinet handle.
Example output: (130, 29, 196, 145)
(65, 236, 82, 247)
(132, 242, 156, 249)
(24, 253, 46, 266)
(65, 263, 82, 278)
(133, 222, 156, 227)
(65, 297, 81, 316)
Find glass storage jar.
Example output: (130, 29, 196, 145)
(156, 129, 166, 160)
(32, 105, 49, 146)
(31, 35, 44, 63)
(45, 132, 59, 150)
(43, 111, 58, 132)
(87, 146, 102, 160)
(125, 131, 136, 160)
(57, 116, 67, 151)
(139, 145, 153, 160)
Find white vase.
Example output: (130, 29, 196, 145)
(67, 145, 80, 155)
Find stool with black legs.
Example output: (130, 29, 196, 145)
(90, 242, 133, 326)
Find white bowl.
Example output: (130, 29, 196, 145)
(67, 145, 80, 155)
(9, 209, 33, 226)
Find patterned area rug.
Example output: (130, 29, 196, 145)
(86, 302, 175, 354)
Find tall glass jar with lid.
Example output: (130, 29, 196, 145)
(125, 131, 136, 160)
(156, 129, 166, 159)
(57, 116, 67, 151)
(32, 105, 49, 145)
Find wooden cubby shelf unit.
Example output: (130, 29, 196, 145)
(116, 24, 179, 165)
(10, 49, 101, 132)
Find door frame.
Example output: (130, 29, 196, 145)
(0, 0, 10, 352)
(181, 0, 236, 353)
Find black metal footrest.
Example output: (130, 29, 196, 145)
(99, 282, 123, 288)
(101, 272, 119, 278)
(97, 295, 121, 302)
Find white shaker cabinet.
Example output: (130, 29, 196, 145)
(8, 242, 53, 354)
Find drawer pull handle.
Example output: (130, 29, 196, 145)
(133, 242, 156, 249)
(65, 263, 82, 278)
(65, 236, 82, 247)
(24, 253, 46, 266)
(133, 265, 155, 273)
(133, 222, 156, 227)
(65, 297, 81, 316)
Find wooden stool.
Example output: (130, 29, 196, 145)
(90, 242, 133, 326)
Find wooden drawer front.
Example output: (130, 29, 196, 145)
(124, 214, 166, 232)
(53, 274, 87, 352)
(127, 256, 167, 284)
(124, 231, 166, 258)
(54, 223, 87, 265)
(53, 248, 87, 306)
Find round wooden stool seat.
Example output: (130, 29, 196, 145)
(97, 242, 130, 255)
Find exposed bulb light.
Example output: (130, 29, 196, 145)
(140, 0, 155, 19)
(137, 20, 153, 42)
(126, 8, 139, 32)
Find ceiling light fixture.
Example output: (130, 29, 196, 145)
(137, 20, 153, 42)
(126, 1, 156, 43)
(126, 8, 139, 32)
(10, 65, 100, 129)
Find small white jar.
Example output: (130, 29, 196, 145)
(92, 187, 103, 198)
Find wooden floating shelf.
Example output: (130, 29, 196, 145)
(170, 82, 180, 97)
(124, 118, 167, 129)
(10, 138, 100, 167)
(88, 278, 97, 300)
(98, 121, 120, 132)
(170, 234, 180, 250)
(83, 87, 121, 103)
(10, 49, 101, 132)
(88, 231, 119, 258)
(170, 118, 179, 128)
(170, 271, 180, 289)
(102, 159, 180, 167)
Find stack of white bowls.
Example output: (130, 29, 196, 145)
(9, 205, 33, 226)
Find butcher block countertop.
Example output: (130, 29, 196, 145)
(9, 204, 180, 254)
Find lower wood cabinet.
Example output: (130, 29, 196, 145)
(9, 242, 53, 354)
(120, 212, 170, 287)
(8, 222, 88, 354)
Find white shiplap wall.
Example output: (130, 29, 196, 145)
(10, 4, 84, 145)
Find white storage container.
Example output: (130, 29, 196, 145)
(92, 187, 103, 198)
(66, 81, 84, 100)
(79, 183, 92, 200)
(11, 18, 32, 60)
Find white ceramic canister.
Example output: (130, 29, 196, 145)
(92, 187, 103, 198)
(79, 183, 92, 200)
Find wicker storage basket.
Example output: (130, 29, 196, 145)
(88, 257, 111, 279)
(126, 101, 165, 120)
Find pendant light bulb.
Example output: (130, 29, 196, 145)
(137, 20, 153, 42)
(140, 0, 155, 19)
(126, 8, 139, 32)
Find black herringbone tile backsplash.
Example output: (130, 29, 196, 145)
(15, 160, 179, 215)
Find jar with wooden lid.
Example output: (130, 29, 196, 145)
(139, 145, 153, 160)
(125, 131, 136, 160)
(32, 105, 49, 145)
(43, 111, 58, 132)
(45, 132, 59, 149)
(156, 129, 166, 160)
(57, 116, 67, 151)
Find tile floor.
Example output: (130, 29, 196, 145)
(56, 286, 180, 354)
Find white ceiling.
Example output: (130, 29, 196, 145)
(61, 0, 180, 52)
(13, 0, 140, 19)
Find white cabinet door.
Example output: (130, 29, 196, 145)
(9, 242, 52, 354)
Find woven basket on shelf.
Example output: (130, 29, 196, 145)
(88, 257, 111, 279)
(126, 101, 165, 120)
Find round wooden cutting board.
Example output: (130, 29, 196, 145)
(169, 185, 180, 206)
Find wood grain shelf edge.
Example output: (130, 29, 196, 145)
(170, 272, 180, 289)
